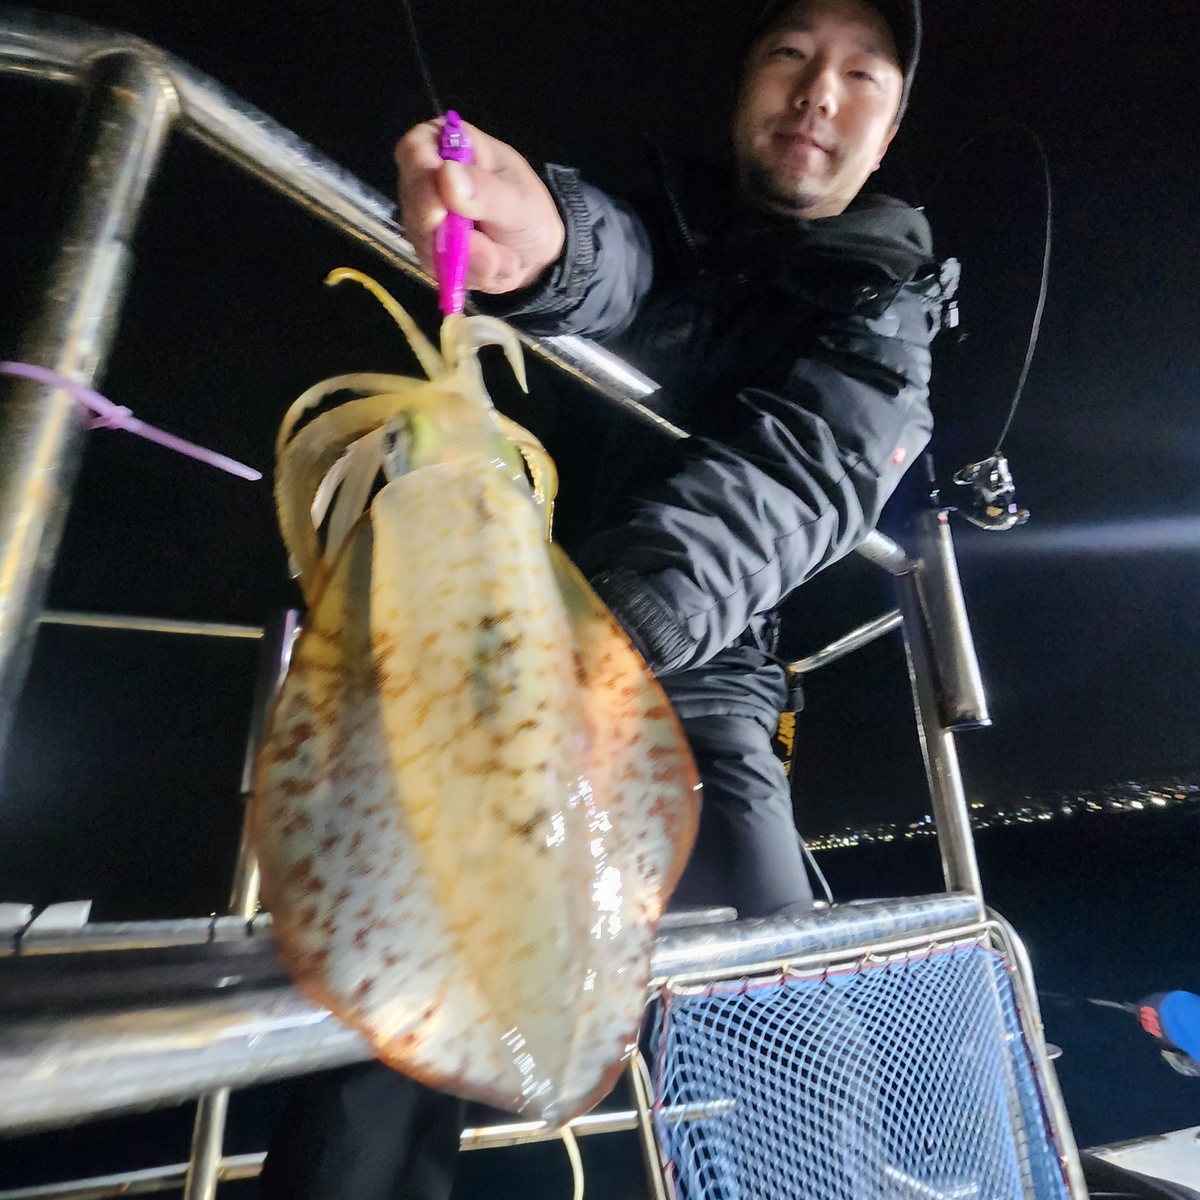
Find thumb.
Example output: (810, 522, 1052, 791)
(436, 160, 531, 235)
(439, 160, 479, 216)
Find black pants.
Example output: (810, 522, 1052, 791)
(670, 713, 814, 919)
(259, 1062, 464, 1200)
(261, 712, 811, 1198)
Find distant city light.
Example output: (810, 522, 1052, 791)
(805, 779, 1200, 853)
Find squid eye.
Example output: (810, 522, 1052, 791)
(382, 414, 414, 482)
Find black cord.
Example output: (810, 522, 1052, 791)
(994, 131, 1051, 454)
(400, 0, 444, 117)
(925, 124, 1054, 455)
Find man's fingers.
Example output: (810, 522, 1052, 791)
(396, 117, 557, 294)
(452, 119, 515, 176)
(404, 203, 524, 293)
(434, 160, 535, 237)
(438, 161, 479, 217)
(401, 175, 447, 233)
(396, 121, 449, 263)
(464, 230, 522, 293)
(393, 121, 442, 171)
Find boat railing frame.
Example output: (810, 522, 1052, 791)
(0, 906, 1085, 1199)
(0, 7, 1083, 1198)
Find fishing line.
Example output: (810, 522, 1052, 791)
(1087, 997, 1139, 1014)
(399, 0, 444, 117)
(924, 123, 1053, 455)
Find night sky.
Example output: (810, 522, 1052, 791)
(1, 0, 1200, 1183)
(2, 0, 1198, 892)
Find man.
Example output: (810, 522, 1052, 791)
(262, 0, 956, 1194)
(395, 0, 950, 919)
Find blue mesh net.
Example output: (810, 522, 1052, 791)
(651, 941, 1071, 1200)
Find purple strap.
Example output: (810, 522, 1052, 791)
(0, 362, 262, 482)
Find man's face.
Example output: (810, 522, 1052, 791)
(732, 0, 905, 219)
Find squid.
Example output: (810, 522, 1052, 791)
(252, 269, 699, 1123)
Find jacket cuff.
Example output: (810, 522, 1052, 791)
(589, 568, 693, 675)
(471, 164, 595, 320)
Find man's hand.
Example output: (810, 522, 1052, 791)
(395, 120, 566, 295)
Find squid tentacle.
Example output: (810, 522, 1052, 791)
(277, 373, 421, 459)
(325, 268, 447, 382)
(495, 413, 559, 539)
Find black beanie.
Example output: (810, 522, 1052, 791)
(746, 0, 922, 122)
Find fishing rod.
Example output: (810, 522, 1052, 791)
(1045, 989, 1200, 1078)
(927, 124, 1053, 532)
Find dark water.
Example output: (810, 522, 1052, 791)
(822, 805, 1200, 1151)
(3, 805, 1198, 1195)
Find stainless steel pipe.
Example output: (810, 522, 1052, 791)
(0, 985, 372, 1135)
(786, 608, 903, 676)
(0, 1154, 266, 1200)
(0, 893, 980, 1134)
(911, 508, 991, 730)
(38, 612, 264, 638)
(897, 568, 985, 908)
(856, 529, 918, 576)
(649, 891, 980, 982)
(180, 1090, 228, 1200)
(0, 46, 176, 759)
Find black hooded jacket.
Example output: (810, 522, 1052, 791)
(484, 161, 959, 726)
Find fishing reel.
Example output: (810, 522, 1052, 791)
(952, 454, 1030, 531)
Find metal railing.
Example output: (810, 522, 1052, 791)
(0, 909, 1087, 1200)
(0, 894, 982, 1134)
(0, 6, 1078, 1198)
(37, 612, 265, 638)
